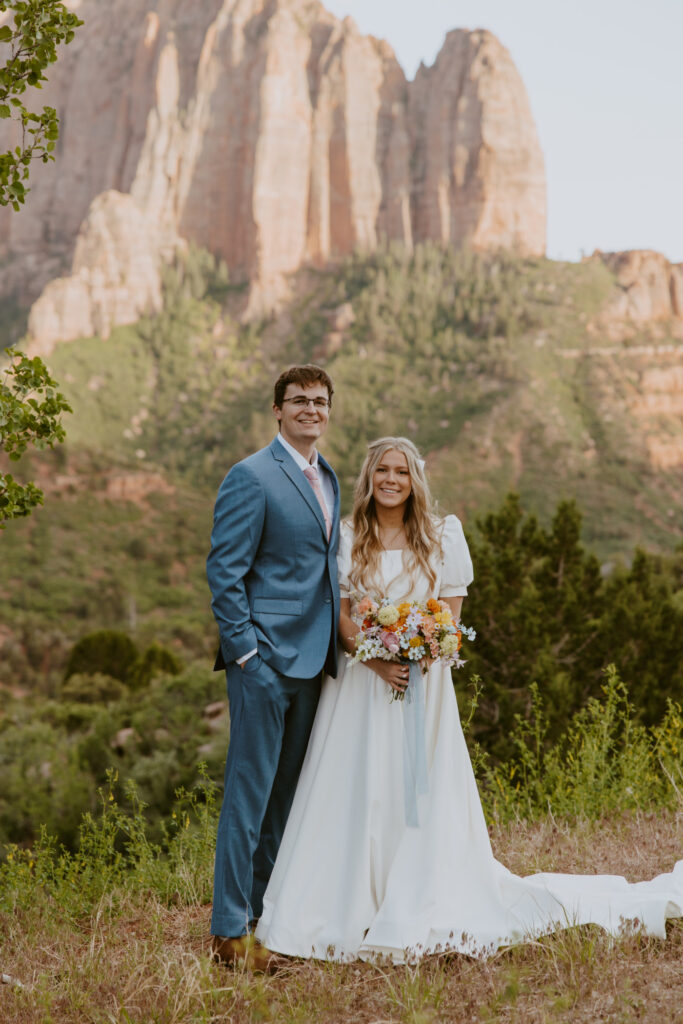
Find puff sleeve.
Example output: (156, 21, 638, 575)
(337, 520, 354, 598)
(438, 514, 474, 598)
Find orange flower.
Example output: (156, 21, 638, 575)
(427, 598, 440, 614)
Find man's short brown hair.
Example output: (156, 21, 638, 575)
(273, 365, 334, 409)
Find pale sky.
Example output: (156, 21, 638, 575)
(325, 0, 683, 264)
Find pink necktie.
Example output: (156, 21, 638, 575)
(303, 465, 331, 539)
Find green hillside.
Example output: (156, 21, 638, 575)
(15, 244, 683, 538)
(2, 244, 683, 695)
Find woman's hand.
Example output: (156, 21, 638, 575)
(367, 658, 409, 696)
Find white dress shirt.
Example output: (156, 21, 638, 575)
(237, 434, 336, 665)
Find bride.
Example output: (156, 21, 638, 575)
(255, 437, 683, 961)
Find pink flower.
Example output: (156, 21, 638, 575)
(357, 596, 376, 616)
(380, 630, 400, 654)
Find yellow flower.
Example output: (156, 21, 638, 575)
(409, 637, 423, 648)
(377, 604, 400, 626)
(398, 602, 412, 617)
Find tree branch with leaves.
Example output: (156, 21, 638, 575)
(0, 347, 72, 526)
(0, 0, 83, 208)
(0, 3, 81, 524)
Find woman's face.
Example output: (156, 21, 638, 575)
(372, 449, 411, 511)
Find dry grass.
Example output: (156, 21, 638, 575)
(1, 811, 681, 1024)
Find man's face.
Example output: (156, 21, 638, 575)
(274, 383, 331, 449)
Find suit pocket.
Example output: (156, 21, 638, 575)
(241, 653, 265, 675)
(252, 597, 303, 616)
(240, 653, 281, 686)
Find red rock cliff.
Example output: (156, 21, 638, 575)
(0, 0, 547, 350)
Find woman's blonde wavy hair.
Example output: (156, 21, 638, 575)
(348, 437, 442, 596)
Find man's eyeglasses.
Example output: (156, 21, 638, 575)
(281, 397, 330, 409)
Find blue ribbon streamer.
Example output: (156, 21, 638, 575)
(402, 660, 429, 827)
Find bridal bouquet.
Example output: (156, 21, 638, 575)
(349, 596, 476, 700)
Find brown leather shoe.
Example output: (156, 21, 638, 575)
(211, 934, 286, 973)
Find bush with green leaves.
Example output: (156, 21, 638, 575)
(467, 666, 683, 824)
(461, 493, 683, 760)
(0, 766, 218, 918)
(64, 630, 139, 684)
(0, 663, 224, 849)
(0, 347, 71, 523)
(127, 642, 183, 690)
(63, 630, 183, 690)
(60, 671, 128, 705)
(0, 719, 95, 846)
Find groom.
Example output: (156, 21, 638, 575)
(206, 364, 340, 969)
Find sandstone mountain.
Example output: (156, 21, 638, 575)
(593, 250, 683, 325)
(0, 0, 546, 351)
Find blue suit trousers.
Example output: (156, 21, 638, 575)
(211, 653, 321, 938)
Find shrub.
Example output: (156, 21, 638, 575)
(128, 644, 183, 690)
(475, 666, 683, 824)
(0, 720, 95, 846)
(0, 767, 218, 918)
(60, 672, 128, 704)
(461, 495, 683, 761)
(64, 630, 139, 683)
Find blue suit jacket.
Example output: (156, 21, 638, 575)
(207, 437, 341, 679)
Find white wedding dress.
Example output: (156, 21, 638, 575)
(256, 517, 683, 962)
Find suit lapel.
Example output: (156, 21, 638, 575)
(318, 451, 340, 545)
(270, 439, 329, 541)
